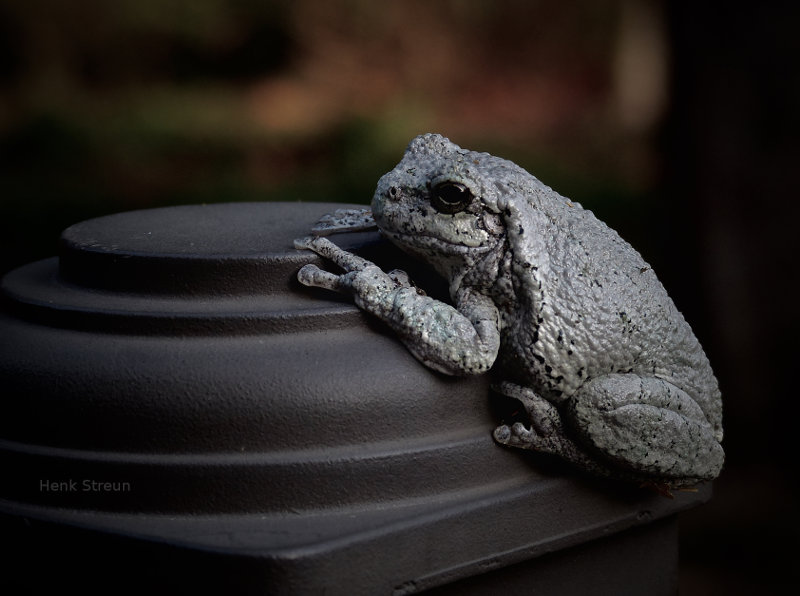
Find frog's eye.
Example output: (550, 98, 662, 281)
(431, 181, 473, 214)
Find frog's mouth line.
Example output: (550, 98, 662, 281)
(384, 230, 493, 256)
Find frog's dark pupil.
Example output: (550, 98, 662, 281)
(432, 182, 472, 214)
(437, 183, 465, 204)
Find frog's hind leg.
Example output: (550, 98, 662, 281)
(566, 374, 724, 484)
(492, 382, 603, 473)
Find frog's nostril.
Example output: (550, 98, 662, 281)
(388, 186, 399, 200)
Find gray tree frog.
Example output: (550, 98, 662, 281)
(295, 133, 723, 487)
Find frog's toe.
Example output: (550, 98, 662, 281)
(293, 236, 317, 250)
(493, 424, 511, 443)
(511, 422, 533, 441)
(387, 269, 415, 289)
(310, 208, 375, 235)
(493, 422, 534, 447)
(297, 264, 341, 290)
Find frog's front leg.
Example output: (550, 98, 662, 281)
(295, 236, 500, 376)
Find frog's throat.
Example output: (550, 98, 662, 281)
(383, 231, 494, 257)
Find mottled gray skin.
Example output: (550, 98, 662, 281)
(296, 133, 724, 487)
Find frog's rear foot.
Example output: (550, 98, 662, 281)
(493, 422, 534, 447)
(494, 419, 615, 479)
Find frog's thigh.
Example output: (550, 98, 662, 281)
(567, 374, 724, 481)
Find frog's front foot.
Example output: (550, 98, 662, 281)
(309, 208, 376, 236)
(294, 235, 373, 280)
(295, 235, 415, 310)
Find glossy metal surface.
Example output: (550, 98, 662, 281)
(0, 202, 709, 595)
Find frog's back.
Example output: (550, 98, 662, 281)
(509, 185, 722, 439)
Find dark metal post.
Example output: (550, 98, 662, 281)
(0, 202, 709, 595)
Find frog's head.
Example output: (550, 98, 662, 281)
(372, 133, 527, 275)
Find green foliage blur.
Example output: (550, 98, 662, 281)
(0, 0, 660, 275)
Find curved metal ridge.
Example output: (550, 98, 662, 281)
(0, 429, 491, 465)
(2, 261, 361, 335)
(57, 202, 383, 295)
(1, 429, 539, 514)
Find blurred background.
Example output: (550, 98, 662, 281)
(0, 0, 797, 593)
